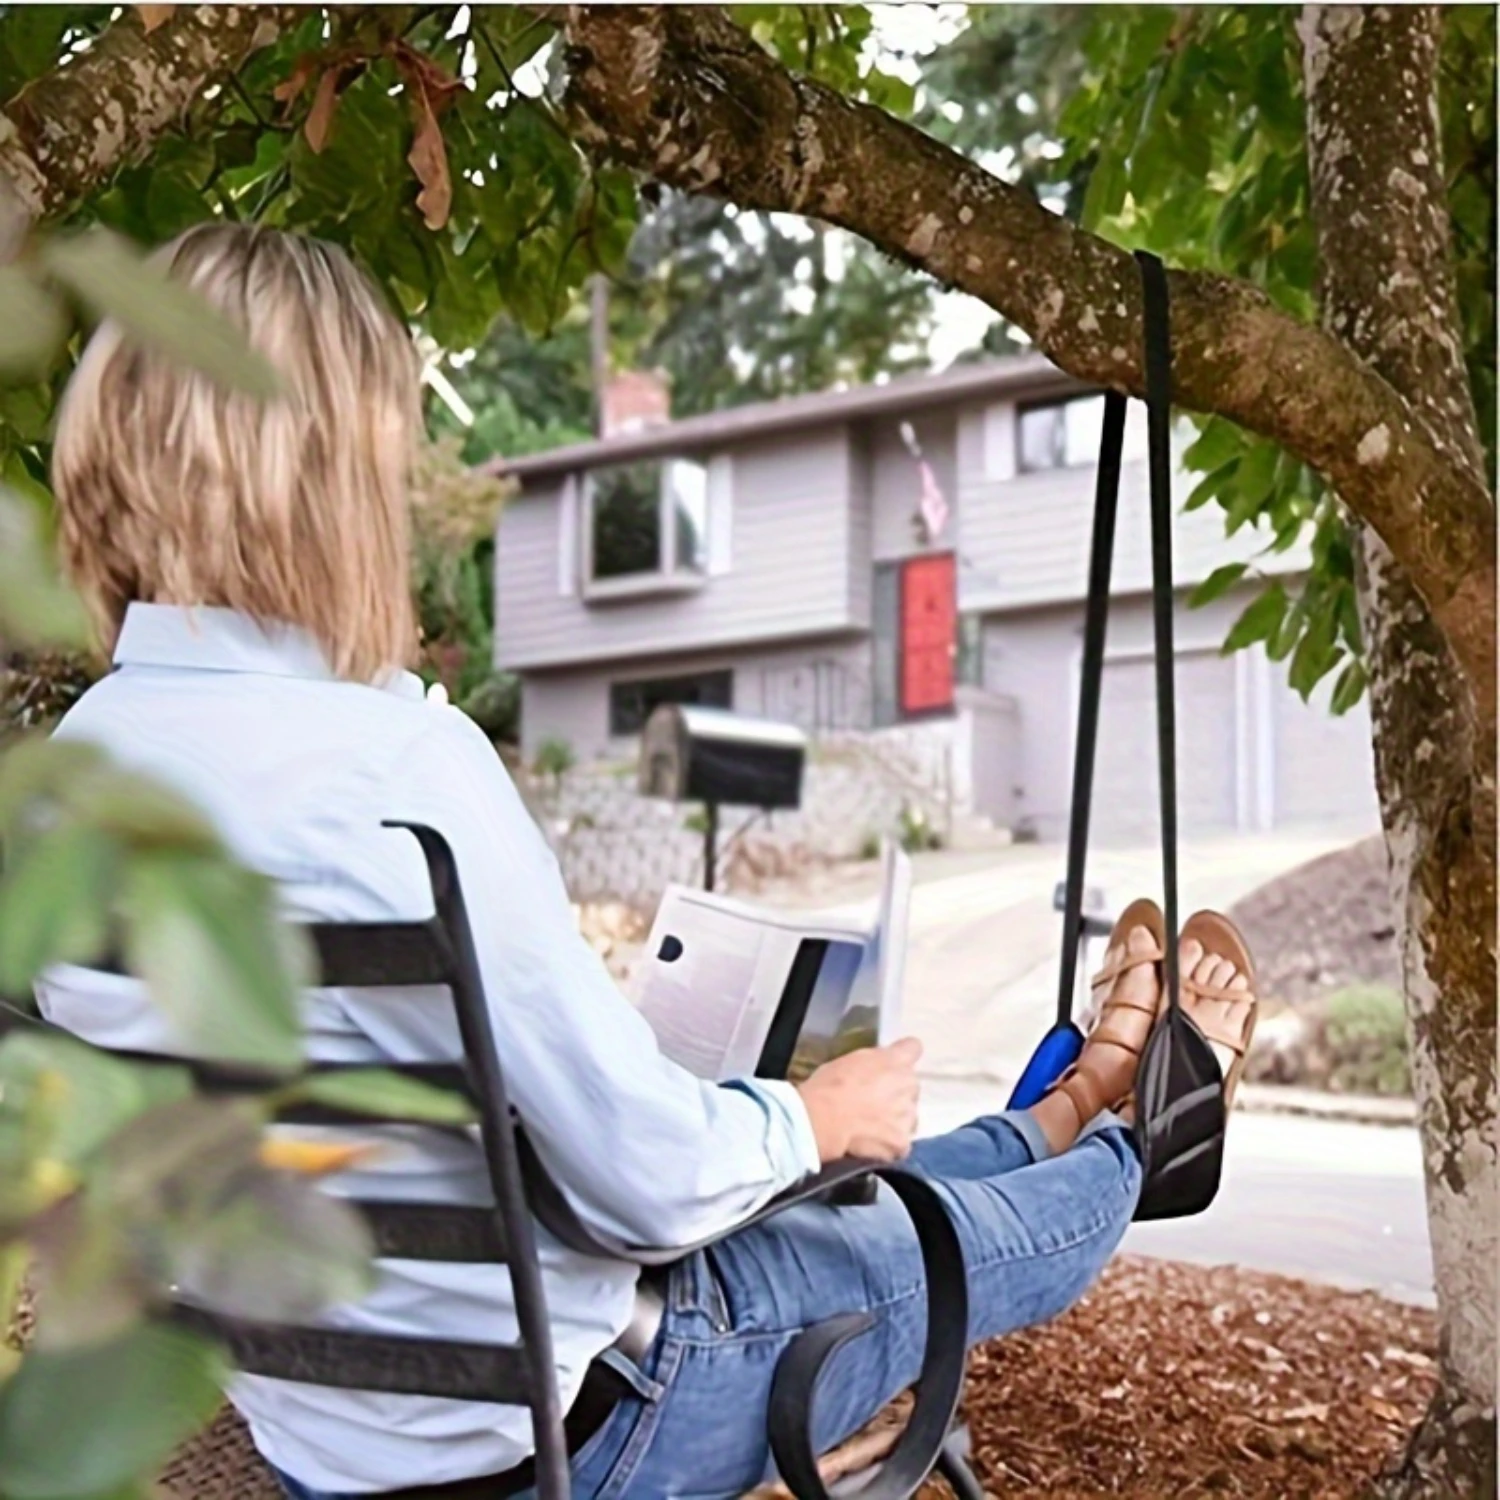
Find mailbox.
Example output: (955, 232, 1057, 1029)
(639, 704, 806, 810)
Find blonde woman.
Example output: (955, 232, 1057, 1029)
(41, 223, 1257, 1500)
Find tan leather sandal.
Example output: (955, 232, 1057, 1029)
(1048, 897, 1166, 1126)
(1179, 909, 1259, 1111)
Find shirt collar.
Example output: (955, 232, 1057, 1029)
(112, 604, 425, 701)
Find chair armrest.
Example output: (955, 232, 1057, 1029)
(517, 1129, 884, 1265)
(517, 1134, 967, 1500)
(765, 1168, 967, 1500)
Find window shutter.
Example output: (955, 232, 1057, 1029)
(707, 455, 734, 576)
(983, 403, 1017, 480)
(558, 476, 579, 596)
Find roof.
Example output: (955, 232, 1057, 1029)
(482, 353, 1087, 482)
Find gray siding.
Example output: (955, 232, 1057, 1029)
(980, 586, 1379, 842)
(862, 409, 959, 562)
(519, 634, 872, 760)
(954, 401, 1310, 616)
(846, 431, 873, 629)
(495, 427, 859, 671)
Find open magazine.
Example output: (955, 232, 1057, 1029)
(631, 840, 911, 1084)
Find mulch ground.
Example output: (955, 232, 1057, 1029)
(935, 1256, 1434, 1499)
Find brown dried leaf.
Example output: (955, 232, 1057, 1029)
(305, 67, 343, 154)
(407, 91, 451, 231)
(273, 53, 319, 108)
(136, 4, 174, 31)
(391, 43, 463, 232)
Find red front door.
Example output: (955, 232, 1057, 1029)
(899, 553, 956, 715)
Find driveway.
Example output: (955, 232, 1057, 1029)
(877, 829, 1360, 1079)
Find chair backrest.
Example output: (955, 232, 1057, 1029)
(1, 822, 573, 1500)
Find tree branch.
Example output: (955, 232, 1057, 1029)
(0, 5, 301, 226)
(556, 3, 1495, 722)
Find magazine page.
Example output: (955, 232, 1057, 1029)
(632, 888, 799, 1080)
(789, 841, 912, 1077)
(633, 841, 912, 1082)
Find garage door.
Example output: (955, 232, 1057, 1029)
(1092, 652, 1238, 845)
(1272, 672, 1380, 831)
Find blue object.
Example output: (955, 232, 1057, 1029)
(1006, 1022, 1084, 1110)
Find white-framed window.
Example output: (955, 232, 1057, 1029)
(574, 454, 731, 599)
(1016, 393, 1107, 472)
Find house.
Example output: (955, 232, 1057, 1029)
(487, 356, 1380, 845)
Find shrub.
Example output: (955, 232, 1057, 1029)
(533, 737, 576, 781)
(1323, 984, 1410, 1096)
(897, 803, 942, 853)
(458, 672, 519, 744)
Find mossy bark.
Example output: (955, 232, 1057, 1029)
(1302, 7, 1496, 1496)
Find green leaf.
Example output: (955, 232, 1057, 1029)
(64, 766, 222, 855)
(1082, 150, 1127, 226)
(1330, 659, 1367, 715)
(0, 1030, 192, 1169)
(0, 822, 116, 992)
(120, 853, 306, 1070)
(0, 383, 53, 443)
(1183, 416, 1245, 472)
(40, 231, 280, 399)
(0, 265, 70, 379)
(1267, 601, 1303, 663)
(168, 1163, 374, 1323)
(283, 1068, 476, 1125)
(0, 738, 109, 831)
(0, 6, 73, 100)
(1222, 584, 1288, 653)
(2, 448, 54, 512)
(1183, 460, 1235, 512)
(1189, 562, 1248, 608)
(1222, 441, 1280, 532)
(1289, 610, 1338, 699)
(0, 490, 92, 649)
(0, 1322, 227, 1498)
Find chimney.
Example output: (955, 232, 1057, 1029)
(601, 369, 672, 437)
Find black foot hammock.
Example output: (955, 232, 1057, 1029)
(1006, 250, 1230, 1222)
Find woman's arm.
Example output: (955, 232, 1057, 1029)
(382, 709, 823, 1247)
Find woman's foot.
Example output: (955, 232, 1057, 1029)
(1032, 922, 1164, 1155)
(1176, 912, 1258, 1111)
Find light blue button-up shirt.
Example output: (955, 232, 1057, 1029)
(38, 604, 820, 1491)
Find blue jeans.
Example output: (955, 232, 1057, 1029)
(276, 1110, 1140, 1500)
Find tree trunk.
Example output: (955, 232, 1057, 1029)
(1302, 8, 1496, 1494)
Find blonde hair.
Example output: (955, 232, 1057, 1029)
(52, 223, 419, 683)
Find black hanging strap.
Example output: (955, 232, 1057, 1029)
(1053, 393, 1127, 1028)
(1137, 248, 1181, 1014)
(1053, 251, 1180, 1027)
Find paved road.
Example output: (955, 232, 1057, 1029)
(920, 1080, 1433, 1307)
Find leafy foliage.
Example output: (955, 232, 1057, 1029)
(1048, 4, 1494, 703)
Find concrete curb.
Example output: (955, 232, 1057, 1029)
(1236, 1083, 1416, 1127)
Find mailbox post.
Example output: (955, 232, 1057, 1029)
(639, 705, 807, 890)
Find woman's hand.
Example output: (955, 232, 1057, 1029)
(794, 1037, 923, 1164)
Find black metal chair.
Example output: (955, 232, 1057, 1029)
(1, 823, 979, 1500)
